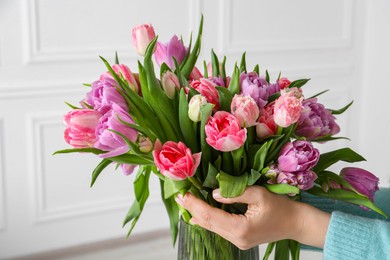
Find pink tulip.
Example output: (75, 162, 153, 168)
(64, 109, 102, 148)
(132, 24, 156, 56)
(153, 140, 201, 181)
(277, 77, 291, 90)
(256, 102, 278, 139)
(121, 164, 137, 176)
(190, 78, 220, 110)
(111, 64, 139, 93)
(205, 111, 247, 152)
(274, 87, 303, 127)
(189, 66, 203, 81)
(161, 71, 180, 99)
(230, 94, 260, 127)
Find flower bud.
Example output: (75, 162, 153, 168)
(277, 77, 291, 89)
(161, 71, 180, 99)
(138, 136, 153, 153)
(111, 64, 139, 93)
(188, 94, 207, 122)
(132, 24, 156, 56)
(340, 167, 379, 201)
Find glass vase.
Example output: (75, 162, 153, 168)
(177, 217, 259, 260)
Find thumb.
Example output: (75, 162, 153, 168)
(212, 186, 266, 205)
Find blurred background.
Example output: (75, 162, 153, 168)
(0, 0, 389, 259)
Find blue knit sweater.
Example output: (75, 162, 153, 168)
(302, 188, 390, 259)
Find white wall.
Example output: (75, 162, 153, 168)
(0, 0, 388, 259)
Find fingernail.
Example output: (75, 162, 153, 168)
(175, 194, 184, 206)
(212, 189, 222, 199)
(189, 217, 198, 225)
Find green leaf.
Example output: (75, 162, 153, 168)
(313, 148, 366, 173)
(330, 100, 353, 115)
(288, 78, 310, 88)
(159, 63, 171, 79)
(239, 52, 246, 73)
(159, 179, 180, 245)
(181, 15, 203, 78)
(267, 92, 281, 103)
(247, 169, 261, 185)
(178, 89, 199, 152)
(253, 64, 259, 74)
(211, 49, 220, 77)
(164, 178, 191, 199)
(264, 184, 300, 195)
(200, 104, 214, 176)
(308, 89, 329, 99)
(216, 86, 233, 112)
(53, 147, 104, 156)
(318, 170, 357, 193)
(64, 101, 80, 109)
(263, 242, 276, 260)
(123, 167, 151, 237)
(115, 51, 120, 64)
(252, 140, 273, 171)
(203, 60, 208, 78)
(265, 70, 270, 83)
(91, 159, 112, 187)
(203, 163, 219, 189)
(307, 186, 387, 217)
(221, 56, 227, 86)
(217, 171, 248, 198)
(275, 240, 290, 260)
(227, 64, 240, 95)
(289, 240, 300, 260)
(109, 154, 153, 165)
(311, 135, 350, 142)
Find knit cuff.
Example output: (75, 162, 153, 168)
(324, 211, 372, 260)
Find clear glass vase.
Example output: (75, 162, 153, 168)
(177, 217, 259, 260)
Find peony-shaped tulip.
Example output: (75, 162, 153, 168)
(154, 35, 188, 69)
(94, 104, 138, 159)
(64, 109, 102, 148)
(230, 94, 260, 127)
(132, 24, 156, 56)
(190, 78, 220, 110)
(274, 87, 303, 127)
(161, 71, 180, 99)
(153, 140, 201, 181)
(278, 140, 319, 173)
(82, 74, 128, 114)
(340, 167, 379, 201)
(256, 102, 278, 139)
(295, 98, 340, 140)
(296, 170, 317, 190)
(188, 94, 208, 122)
(240, 72, 269, 109)
(205, 111, 247, 152)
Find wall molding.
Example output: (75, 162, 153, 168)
(27, 113, 160, 224)
(0, 118, 6, 231)
(21, 0, 136, 65)
(220, 0, 355, 54)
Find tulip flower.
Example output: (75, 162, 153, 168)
(64, 109, 102, 148)
(161, 71, 180, 99)
(256, 102, 278, 139)
(340, 167, 379, 201)
(188, 94, 207, 122)
(274, 87, 303, 127)
(278, 140, 320, 173)
(277, 77, 291, 89)
(230, 94, 260, 127)
(205, 111, 247, 152)
(132, 24, 156, 56)
(154, 35, 187, 69)
(190, 78, 220, 110)
(153, 140, 201, 181)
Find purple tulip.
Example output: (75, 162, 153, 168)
(340, 167, 379, 201)
(296, 170, 317, 190)
(278, 140, 320, 172)
(94, 104, 138, 159)
(154, 35, 188, 69)
(240, 72, 280, 109)
(276, 171, 298, 186)
(295, 98, 340, 140)
(82, 74, 128, 114)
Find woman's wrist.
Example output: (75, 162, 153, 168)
(290, 201, 331, 248)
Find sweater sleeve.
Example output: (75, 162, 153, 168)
(301, 187, 390, 259)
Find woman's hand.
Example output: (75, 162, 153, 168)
(175, 186, 330, 250)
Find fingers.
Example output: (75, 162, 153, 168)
(175, 192, 244, 241)
(212, 186, 266, 205)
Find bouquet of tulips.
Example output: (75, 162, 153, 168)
(55, 17, 386, 259)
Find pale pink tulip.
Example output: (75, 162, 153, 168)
(161, 71, 180, 99)
(230, 94, 260, 127)
(274, 87, 303, 127)
(132, 24, 156, 56)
